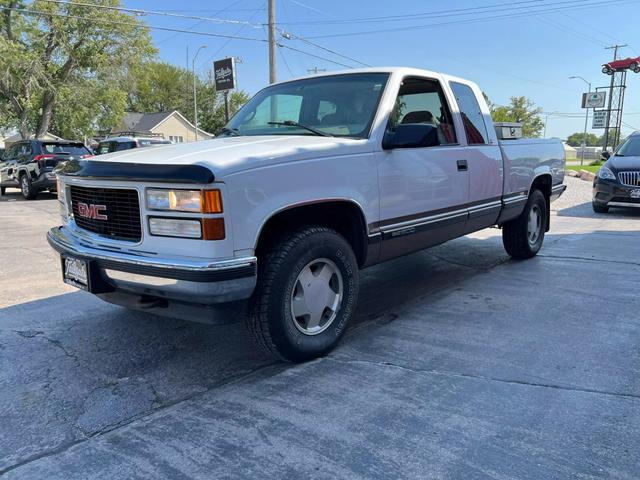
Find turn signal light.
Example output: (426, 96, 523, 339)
(202, 218, 225, 240)
(202, 189, 223, 213)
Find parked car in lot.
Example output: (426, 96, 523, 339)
(49, 68, 566, 361)
(593, 131, 640, 212)
(95, 135, 173, 155)
(602, 56, 640, 75)
(0, 140, 92, 199)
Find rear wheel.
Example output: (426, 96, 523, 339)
(502, 189, 547, 259)
(247, 226, 359, 362)
(20, 174, 37, 200)
(0, 187, 5, 196)
(630, 61, 638, 72)
(592, 201, 609, 213)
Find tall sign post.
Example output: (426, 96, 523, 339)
(580, 91, 605, 165)
(213, 57, 236, 123)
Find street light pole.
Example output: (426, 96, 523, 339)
(569, 76, 592, 166)
(543, 111, 558, 138)
(192, 45, 207, 142)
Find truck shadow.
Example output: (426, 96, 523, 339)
(555, 200, 640, 219)
(0, 189, 56, 202)
(1, 227, 637, 468)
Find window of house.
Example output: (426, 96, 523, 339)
(386, 77, 457, 147)
(450, 82, 489, 145)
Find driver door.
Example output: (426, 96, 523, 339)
(376, 76, 469, 261)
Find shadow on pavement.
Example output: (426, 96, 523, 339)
(0, 189, 57, 202)
(556, 200, 640, 219)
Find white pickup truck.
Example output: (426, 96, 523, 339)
(49, 68, 566, 362)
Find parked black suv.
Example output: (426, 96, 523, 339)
(0, 140, 92, 199)
(592, 132, 640, 213)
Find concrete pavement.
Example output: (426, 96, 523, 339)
(0, 178, 639, 479)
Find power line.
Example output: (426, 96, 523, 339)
(274, 0, 544, 25)
(39, 0, 261, 27)
(305, 0, 638, 39)
(0, 4, 357, 72)
(280, 31, 371, 67)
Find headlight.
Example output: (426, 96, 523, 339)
(146, 189, 223, 213)
(598, 167, 616, 181)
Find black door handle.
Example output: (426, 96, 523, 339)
(457, 159, 468, 171)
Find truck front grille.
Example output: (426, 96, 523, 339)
(70, 185, 142, 241)
(618, 171, 640, 187)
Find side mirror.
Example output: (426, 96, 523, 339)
(382, 123, 439, 150)
(601, 151, 611, 161)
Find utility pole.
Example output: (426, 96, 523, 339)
(268, 0, 276, 84)
(603, 44, 628, 152)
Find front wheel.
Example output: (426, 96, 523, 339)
(502, 189, 547, 259)
(247, 226, 359, 362)
(20, 175, 37, 200)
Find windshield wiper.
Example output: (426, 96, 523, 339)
(219, 127, 241, 137)
(267, 120, 333, 137)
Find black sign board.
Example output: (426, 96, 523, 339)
(214, 57, 235, 91)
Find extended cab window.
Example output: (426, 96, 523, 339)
(450, 82, 489, 145)
(386, 77, 457, 147)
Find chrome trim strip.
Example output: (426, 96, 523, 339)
(381, 208, 467, 233)
(469, 201, 502, 214)
(503, 194, 528, 205)
(48, 226, 256, 272)
(607, 201, 640, 208)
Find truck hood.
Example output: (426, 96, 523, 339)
(93, 135, 371, 178)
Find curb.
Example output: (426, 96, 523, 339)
(566, 169, 596, 182)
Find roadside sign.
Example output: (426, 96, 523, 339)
(213, 57, 236, 91)
(582, 92, 606, 109)
(592, 110, 608, 129)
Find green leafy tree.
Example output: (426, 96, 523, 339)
(0, 0, 155, 139)
(490, 96, 544, 138)
(128, 61, 250, 135)
(566, 132, 600, 147)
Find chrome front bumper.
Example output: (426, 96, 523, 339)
(47, 226, 257, 318)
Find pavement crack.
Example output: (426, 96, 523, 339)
(0, 362, 283, 476)
(326, 356, 640, 401)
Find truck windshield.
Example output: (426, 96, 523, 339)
(616, 136, 640, 156)
(223, 73, 389, 139)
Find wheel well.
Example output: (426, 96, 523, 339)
(530, 174, 552, 231)
(255, 201, 368, 267)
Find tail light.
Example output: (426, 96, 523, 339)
(33, 154, 56, 168)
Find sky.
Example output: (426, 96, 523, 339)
(124, 0, 640, 140)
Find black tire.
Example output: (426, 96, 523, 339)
(592, 201, 609, 213)
(247, 226, 359, 362)
(20, 174, 37, 200)
(0, 187, 5, 196)
(502, 189, 547, 259)
(630, 62, 638, 72)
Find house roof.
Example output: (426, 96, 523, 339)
(120, 111, 174, 132)
(116, 111, 213, 138)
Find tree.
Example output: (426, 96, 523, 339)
(566, 132, 600, 147)
(490, 96, 544, 138)
(0, 0, 155, 139)
(127, 61, 249, 135)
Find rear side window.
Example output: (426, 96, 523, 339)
(96, 142, 112, 155)
(115, 141, 136, 151)
(42, 143, 90, 156)
(450, 82, 489, 145)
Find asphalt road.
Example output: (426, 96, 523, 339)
(1, 178, 639, 479)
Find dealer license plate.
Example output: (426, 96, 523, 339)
(63, 256, 89, 291)
(630, 189, 640, 199)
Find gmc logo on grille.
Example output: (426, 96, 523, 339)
(77, 202, 108, 221)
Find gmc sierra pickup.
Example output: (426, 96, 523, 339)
(48, 68, 566, 362)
